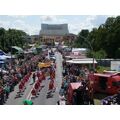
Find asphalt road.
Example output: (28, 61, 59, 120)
(5, 52, 63, 105)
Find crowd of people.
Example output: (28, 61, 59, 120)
(0, 51, 49, 105)
(59, 60, 94, 105)
(101, 91, 120, 105)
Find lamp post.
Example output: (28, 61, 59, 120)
(10, 43, 13, 69)
(79, 35, 95, 71)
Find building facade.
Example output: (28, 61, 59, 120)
(39, 24, 76, 45)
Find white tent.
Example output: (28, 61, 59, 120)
(72, 48, 87, 52)
(0, 56, 7, 60)
(66, 58, 97, 64)
(0, 55, 14, 59)
(0, 60, 5, 63)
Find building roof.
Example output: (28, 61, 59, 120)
(94, 73, 112, 77)
(65, 55, 87, 59)
(40, 24, 69, 36)
(64, 33, 77, 36)
(94, 73, 120, 78)
(66, 58, 97, 64)
(72, 48, 87, 52)
(12, 46, 24, 52)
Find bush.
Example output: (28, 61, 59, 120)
(96, 66, 110, 73)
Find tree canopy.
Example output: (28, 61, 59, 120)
(0, 28, 28, 52)
(74, 16, 120, 58)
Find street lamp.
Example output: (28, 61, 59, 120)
(10, 42, 13, 69)
(79, 35, 95, 71)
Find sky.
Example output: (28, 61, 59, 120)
(0, 15, 115, 35)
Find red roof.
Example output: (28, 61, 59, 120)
(94, 73, 120, 78)
(94, 73, 112, 77)
(112, 76, 120, 81)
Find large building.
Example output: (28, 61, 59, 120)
(39, 24, 76, 45)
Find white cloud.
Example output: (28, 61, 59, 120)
(0, 20, 10, 29)
(69, 16, 97, 34)
(41, 15, 57, 22)
(0, 19, 39, 35)
(40, 15, 67, 24)
(8, 15, 27, 19)
(12, 19, 40, 35)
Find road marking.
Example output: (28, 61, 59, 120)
(26, 73, 36, 100)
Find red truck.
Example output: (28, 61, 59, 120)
(88, 71, 120, 95)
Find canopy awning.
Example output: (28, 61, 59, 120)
(12, 46, 24, 52)
(66, 58, 97, 64)
(72, 48, 87, 52)
(0, 61, 5, 63)
(65, 55, 86, 59)
(0, 56, 6, 60)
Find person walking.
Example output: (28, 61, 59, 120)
(88, 82, 94, 105)
(49, 80, 55, 92)
(32, 72, 36, 84)
(4, 83, 10, 100)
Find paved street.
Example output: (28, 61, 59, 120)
(5, 52, 63, 105)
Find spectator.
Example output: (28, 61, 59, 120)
(73, 90, 77, 105)
(116, 91, 120, 105)
(32, 73, 36, 83)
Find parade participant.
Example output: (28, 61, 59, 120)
(34, 82, 39, 91)
(49, 80, 55, 91)
(31, 88, 37, 97)
(37, 71, 40, 80)
(19, 83, 24, 96)
(50, 72, 55, 81)
(42, 71, 46, 81)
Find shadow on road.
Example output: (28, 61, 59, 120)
(46, 91, 54, 99)
(14, 92, 23, 99)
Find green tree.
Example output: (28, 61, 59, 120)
(87, 49, 107, 59)
(0, 28, 28, 52)
(87, 16, 120, 58)
(75, 29, 89, 48)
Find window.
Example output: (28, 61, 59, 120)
(99, 77, 108, 90)
(112, 81, 120, 86)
